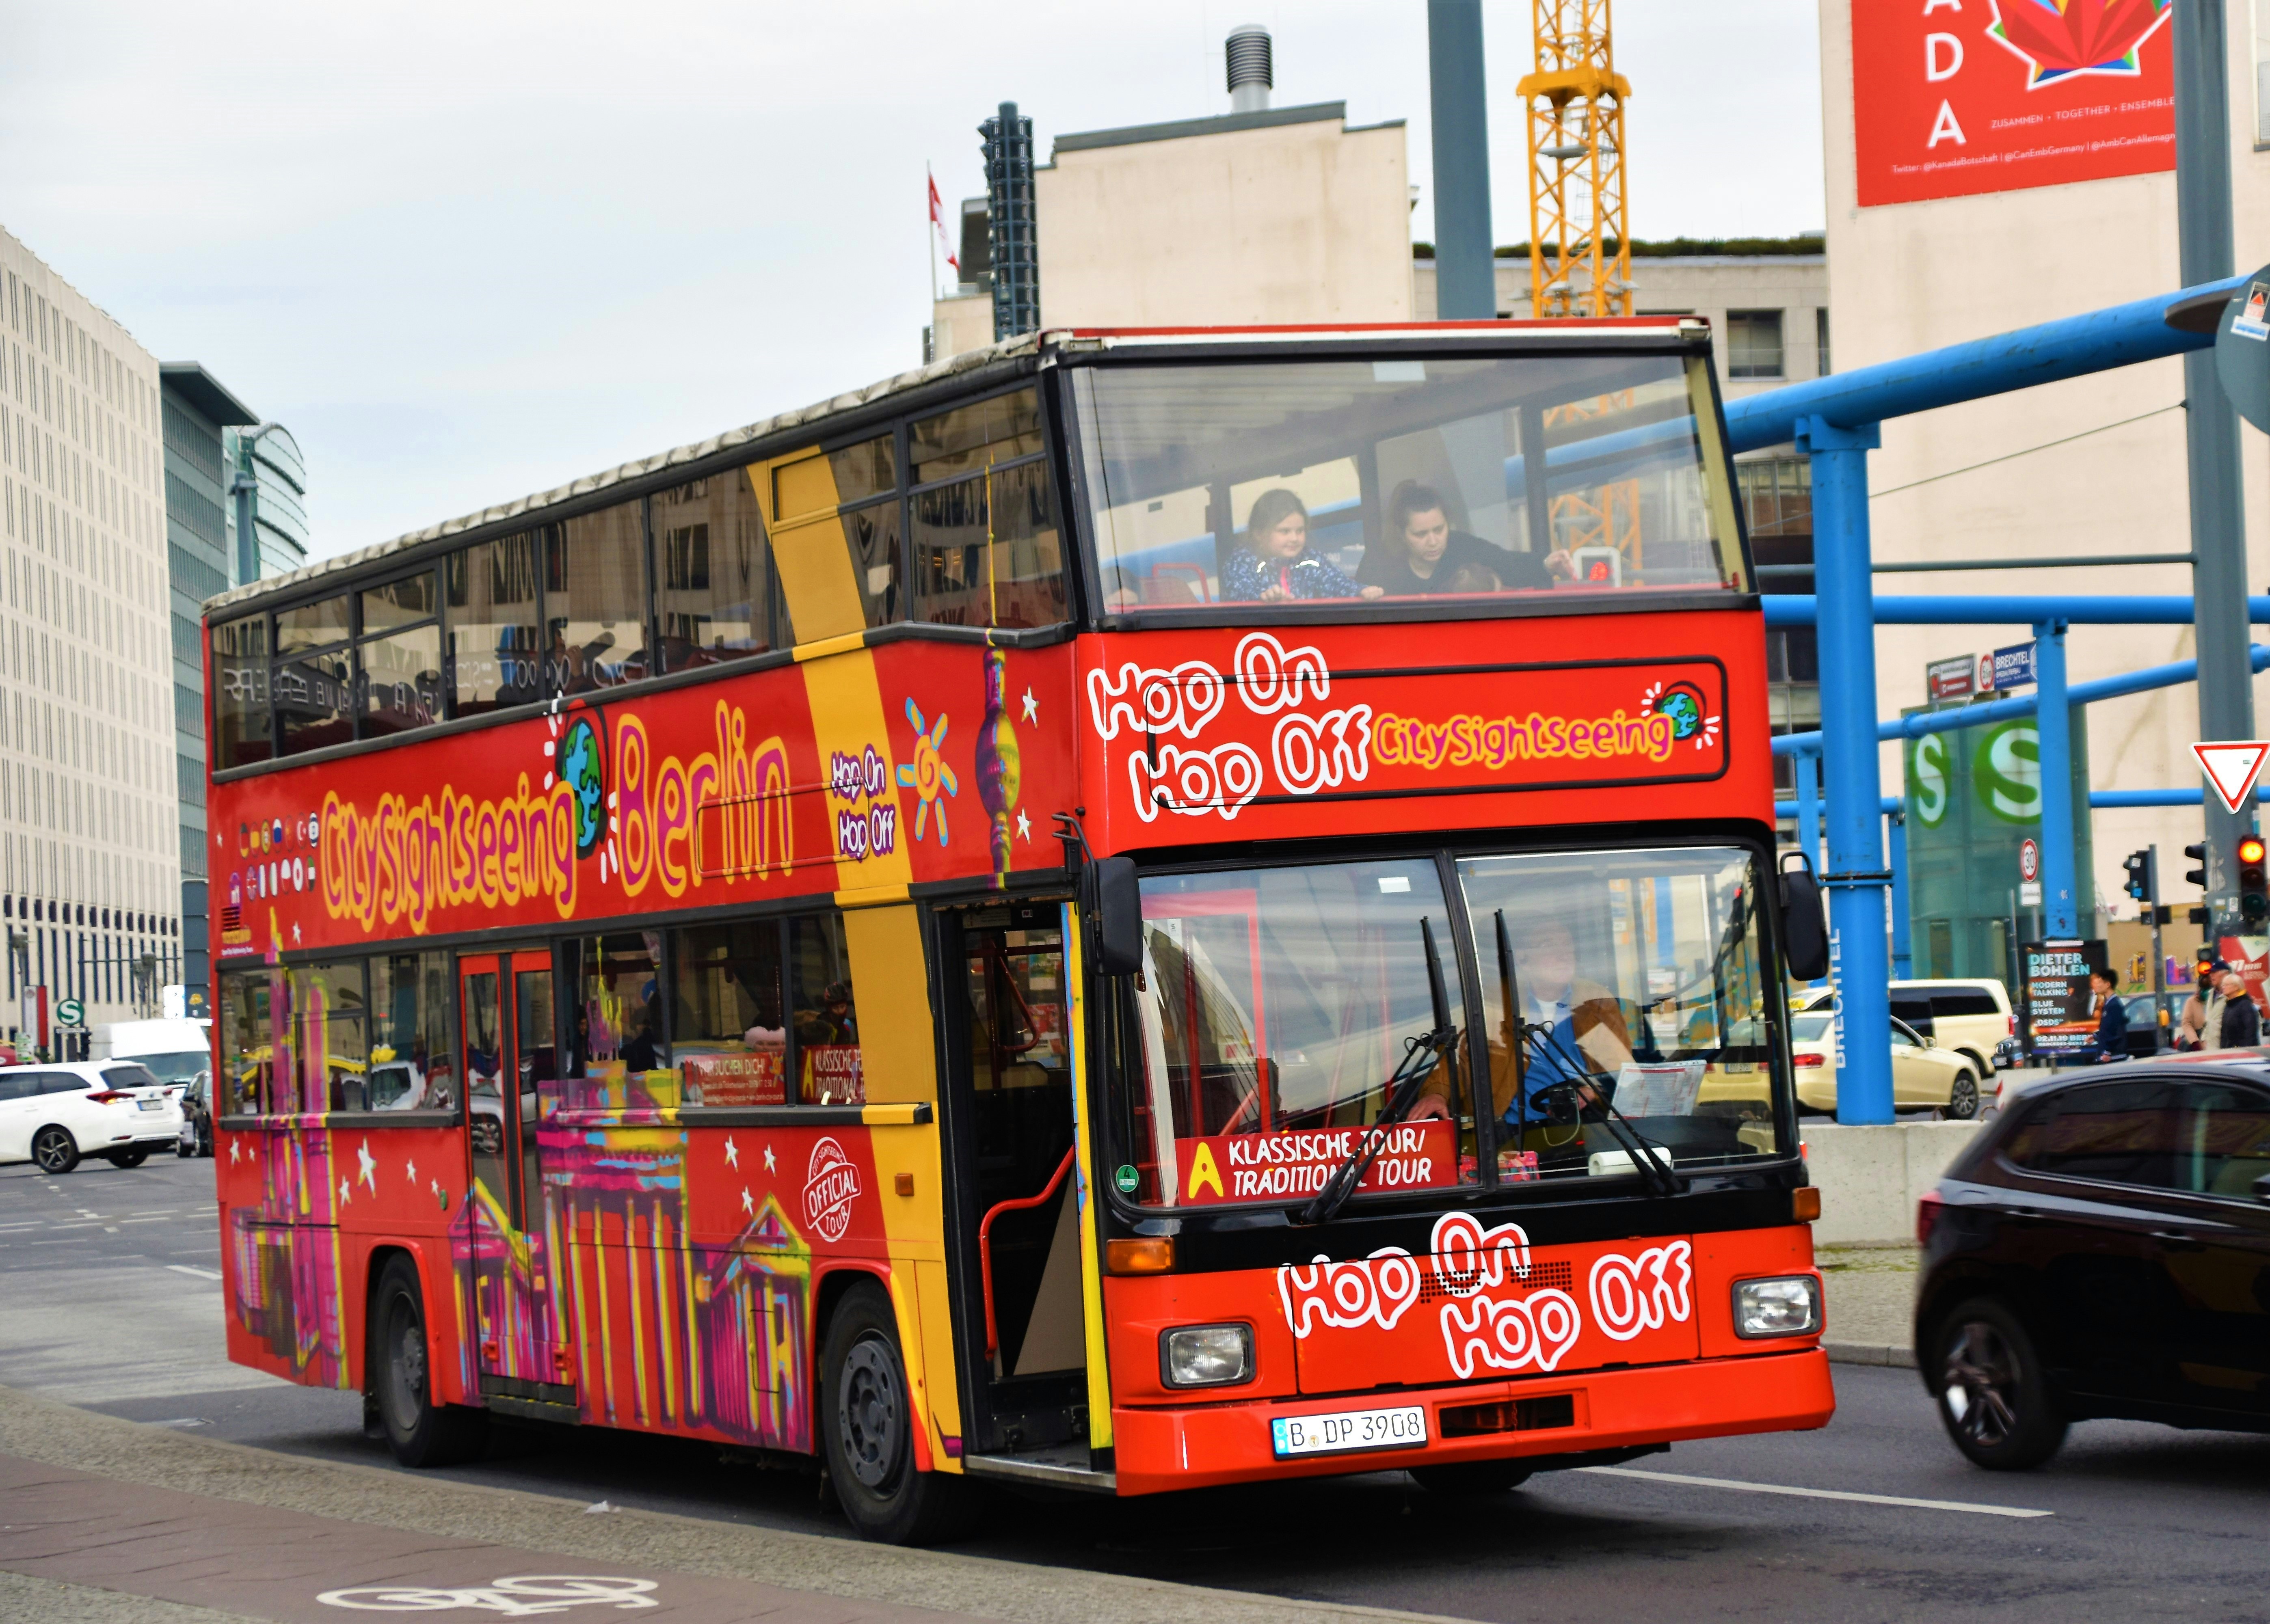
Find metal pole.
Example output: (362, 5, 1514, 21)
(2175, 0, 2255, 928)
(2033, 620, 2079, 938)
(1795, 749, 1821, 873)
(1428, 0, 1495, 320)
(2149, 842, 2167, 1051)
(1799, 413, 1894, 1125)
(1889, 808, 1912, 979)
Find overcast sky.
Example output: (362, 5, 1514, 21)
(0, 1, 1824, 561)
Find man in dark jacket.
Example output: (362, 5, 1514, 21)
(2218, 973, 2262, 1049)
(2087, 968, 2129, 1062)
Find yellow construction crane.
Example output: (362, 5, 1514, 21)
(1519, 0, 1632, 319)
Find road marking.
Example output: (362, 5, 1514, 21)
(1576, 1466, 2055, 1518)
(165, 1264, 222, 1280)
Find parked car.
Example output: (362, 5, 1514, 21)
(1799, 979, 2013, 1078)
(0, 1062, 184, 1173)
(1916, 1048, 2270, 1470)
(1789, 1011, 1984, 1118)
(176, 1070, 214, 1159)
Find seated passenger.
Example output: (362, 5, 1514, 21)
(1221, 489, 1385, 603)
(1360, 482, 1574, 597)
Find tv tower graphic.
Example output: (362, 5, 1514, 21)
(974, 646, 1023, 886)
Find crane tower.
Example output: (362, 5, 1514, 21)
(1518, 0, 1632, 319)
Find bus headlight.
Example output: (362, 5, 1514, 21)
(1733, 1276, 1821, 1339)
(1160, 1324, 1254, 1387)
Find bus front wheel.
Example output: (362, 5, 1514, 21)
(819, 1281, 975, 1545)
(372, 1256, 488, 1468)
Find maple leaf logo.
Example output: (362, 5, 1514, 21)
(1987, 0, 2172, 89)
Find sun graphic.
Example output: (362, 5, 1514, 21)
(1641, 680, 1722, 752)
(896, 699, 960, 844)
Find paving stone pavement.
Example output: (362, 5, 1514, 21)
(0, 1383, 1454, 1624)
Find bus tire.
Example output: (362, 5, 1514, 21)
(1409, 1459, 1532, 1495)
(372, 1256, 488, 1469)
(819, 1281, 974, 1545)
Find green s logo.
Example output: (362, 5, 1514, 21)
(1911, 734, 1949, 828)
(1973, 722, 2041, 825)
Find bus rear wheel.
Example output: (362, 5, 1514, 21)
(819, 1281, 975, 1545)
(372, 1256, 488, 1468)
(1410, 1459, 1533, 1495)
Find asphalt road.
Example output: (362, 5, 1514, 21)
(10, 1154, 2270, 1622)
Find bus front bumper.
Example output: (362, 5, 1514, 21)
(1109, 1347, 1833, 1496)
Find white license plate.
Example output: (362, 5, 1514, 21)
(1270, 1404, 1427, 1458)
(136, 1099, 163, 1112)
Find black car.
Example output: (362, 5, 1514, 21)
(175, 1071, 214, 1159)
(1915, 1049, 2270, 1469)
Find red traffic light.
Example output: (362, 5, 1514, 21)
(2241, 836, 2267, 867)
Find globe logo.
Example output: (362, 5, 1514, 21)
(562, 717, 605, 857)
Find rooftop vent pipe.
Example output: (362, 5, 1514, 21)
(1226, 24, 1272, 114)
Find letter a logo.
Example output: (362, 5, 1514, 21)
(1187, 1142, 1224, 1201)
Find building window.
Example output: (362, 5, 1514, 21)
(1816, 308, 1831, 377)
(1727, 310, 1786, 380)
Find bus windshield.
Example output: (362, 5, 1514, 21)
(1111, 844, 1789, 1210)
(1072, 351, 1742, 614)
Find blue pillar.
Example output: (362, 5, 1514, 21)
(2034, 619, 2078, 937)
(1797, 414, 1893, 1126)
(1795, 749, 1821, 873)
(1888, 808, 1912, 979)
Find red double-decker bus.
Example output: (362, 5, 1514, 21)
(205, 317, 1831, 1543)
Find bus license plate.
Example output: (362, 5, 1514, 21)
(1271, 1404, 1427, 1458)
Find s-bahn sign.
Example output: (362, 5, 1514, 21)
(1851, 0, 2175, 207)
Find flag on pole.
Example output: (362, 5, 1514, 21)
(928, 168, 960, 275)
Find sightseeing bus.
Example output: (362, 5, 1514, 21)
(204, 315, 1833, 1544)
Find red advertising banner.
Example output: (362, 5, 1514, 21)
(1852, 0, 2174, 207)
(1172, 1119, 1459, 1207)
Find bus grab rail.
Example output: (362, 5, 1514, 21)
(979, 1146, 1079, 1361)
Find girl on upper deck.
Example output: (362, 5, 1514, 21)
(1221, 489, 1385, 603)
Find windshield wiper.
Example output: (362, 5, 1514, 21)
(1300, 919, 1459, 1227)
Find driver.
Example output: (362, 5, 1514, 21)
(1412, 917, 1631, 1124)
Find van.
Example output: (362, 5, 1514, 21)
(1797, 979, 2013, 1078)
(91, 1018, 214, 1098)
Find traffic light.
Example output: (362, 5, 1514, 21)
(2123, 849, 2153, 901)
(2240, 835, 2268, 925)
(2185, 841, 2210, 890)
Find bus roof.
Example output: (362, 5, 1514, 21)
(204, 316, 1702, 620)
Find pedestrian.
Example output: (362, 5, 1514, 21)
(2202, 975, 2231, 1052)
(2176, 974, 2214, 1051)
(2217, 972, 2261, 1050)
(2085, 967, 2127, 1063)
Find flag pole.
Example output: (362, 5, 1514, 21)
(926, 163, 940, 302)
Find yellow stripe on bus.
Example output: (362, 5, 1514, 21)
(1062, 899, 1114, 1451)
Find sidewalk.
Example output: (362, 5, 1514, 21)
(0, 1385, 1453, 1624)
(1819, 1244, 1920, 1370)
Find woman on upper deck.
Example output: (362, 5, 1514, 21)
(1221, 489, 1384, 603)
(1359, 481, 1575, 598)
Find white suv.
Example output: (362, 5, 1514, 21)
(0, 1062, 184, 1173)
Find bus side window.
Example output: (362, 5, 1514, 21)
(909, 388, 1067, 631)
(791, 914, 863, 1104)
(371, 950, 456, 1112)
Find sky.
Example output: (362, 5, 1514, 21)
(0, 1, 1825, 562)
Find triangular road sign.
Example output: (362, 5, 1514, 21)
(2192, 741, 2270, 814)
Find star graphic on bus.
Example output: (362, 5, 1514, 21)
(896, 699, 959, 845)
(740, 1187, 755, 1217)
(1016, 808, 1032, 842)
(357, 1139, 378, 1193)
(1986, 0, 2170, 90)
(724, 1136, 739, 1168)
(763, 1143, 777, 1174)
(1021, 687, 1038, 723)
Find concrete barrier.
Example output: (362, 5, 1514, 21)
(1801, 1120, 1984, 1247)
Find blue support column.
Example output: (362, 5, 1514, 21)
(1797, 415, 1894, 1126)
(2034, 619, 2078, 937)
(1795, 750, 1821, 873)
(1889, 808, 1912, 979)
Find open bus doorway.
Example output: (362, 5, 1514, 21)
(939, 900, 1087, 1459)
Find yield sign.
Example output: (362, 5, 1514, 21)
(2192, 741, 2270, 814)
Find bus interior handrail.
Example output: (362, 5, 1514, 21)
(979, 1145, 1079, 1362)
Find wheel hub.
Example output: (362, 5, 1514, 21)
(1942, 1320, 2019, 1446)
(838, 1336, 902, 1488)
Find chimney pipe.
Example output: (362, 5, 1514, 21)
(1226, 24, 1272, 114)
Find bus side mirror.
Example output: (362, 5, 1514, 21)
(1091, 855, 1144, 977)
(1780, 852, 1829, 983)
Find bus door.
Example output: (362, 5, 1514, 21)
(459, 949, 574, 1412)
(945, 900, 1087, 1456)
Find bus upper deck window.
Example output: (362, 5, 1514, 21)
(544, 503, 650, 697)
(909, 389, 1067, 631)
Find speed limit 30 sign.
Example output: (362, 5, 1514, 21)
(2019, 838, 2041, 884)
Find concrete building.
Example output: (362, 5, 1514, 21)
(0, 225, 182, 1042)
(932, 99, 1412, 356)
(1817, 0, 2270, 967)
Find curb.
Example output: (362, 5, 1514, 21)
(1826, 1340, 1918, 1370)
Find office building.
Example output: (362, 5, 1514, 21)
(223, 422, 309, 583)
(0, 225, 182, 1042)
